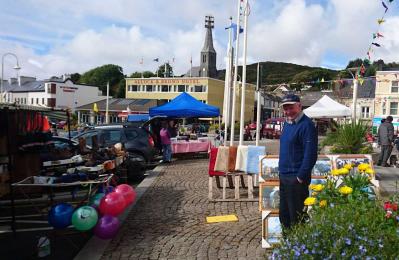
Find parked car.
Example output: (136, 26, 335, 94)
(262, 118, 285, 139)
(73, 124, 158, 180)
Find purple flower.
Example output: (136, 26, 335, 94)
(359, 245, 367, 254)
(345, 238, 352, 245)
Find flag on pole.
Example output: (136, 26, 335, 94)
(225, 23, 244, 41)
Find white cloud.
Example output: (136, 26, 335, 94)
(1, 0, 399, 81)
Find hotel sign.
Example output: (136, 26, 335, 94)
(129, 78, 203, 85)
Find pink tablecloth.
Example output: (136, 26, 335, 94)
(171, 140, 212, 154)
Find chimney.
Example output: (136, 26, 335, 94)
(18, 76, 36, 86)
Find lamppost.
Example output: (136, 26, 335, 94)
(1, 53, 21, 103)
(346, 67, 359, 123)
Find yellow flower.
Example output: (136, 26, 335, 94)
(339, 168, 350, 175)
(309, 184, 315, 190)
(339, 186, 353, 195)
(358, 163, 371, 172)
(365, 168, 375, 175)
(344, 164, 353, 170)
(304, 197, 317, 206)
(331, 169, 340, 176)
(319, 200, 327, 207)
(311, 192, 318, 196)
(311, 184, 325, 192)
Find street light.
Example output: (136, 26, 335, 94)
(346, 67, 359, 123)
(1, 52, 21, 103)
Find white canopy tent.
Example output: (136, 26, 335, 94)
(303, 95, 351, 119)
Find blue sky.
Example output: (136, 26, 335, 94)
(1, 0, 399, 80)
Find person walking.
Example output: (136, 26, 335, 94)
(278, 94, 318, 230)
(160, 121, 172, 163)
(377, 116, 395, 167)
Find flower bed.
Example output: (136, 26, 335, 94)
(272, 163, 399, 259)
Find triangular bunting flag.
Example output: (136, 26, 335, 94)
(372, 42, 381, 47)
(382, 1, 388, 13)
(377, 18, 386, 24)
(359, 77, 365, 86)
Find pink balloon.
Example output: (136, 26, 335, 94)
(99, 192, 126, 216)
(115, 184, 137, 205)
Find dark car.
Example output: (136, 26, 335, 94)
(73, 124, 158, 179)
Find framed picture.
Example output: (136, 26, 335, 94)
(311, 155, 335, 178)
(335, 154, 373, 169)
(259, 156, 279, 182)
(262, 211, 282, 248)
(259, 181, 280, 212)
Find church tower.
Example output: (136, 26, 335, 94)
(199, 15, 217, 78)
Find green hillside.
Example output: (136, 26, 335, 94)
(217, 61, 339, 87)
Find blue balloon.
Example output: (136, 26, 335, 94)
(97, 185, 114, 194)
(48, 203, 74, 229)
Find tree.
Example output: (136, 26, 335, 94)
(346, 58, 364, 69)
(117, 78, 126, 98)
(78, 64, 124, 96)
(156, 63, 173, 77)
(129, 71, 155, 78)
(70, 73, 81, 83)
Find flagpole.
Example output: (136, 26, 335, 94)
(230, 0, 242, 146)
(238, 0, 249, 146)
(105, 81, 109, 124)
(190, 55, 192, 77)
(256, 62, 261, 146)
(223, 17, 233, 146)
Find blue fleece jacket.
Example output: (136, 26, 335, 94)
(278, 114, 318, 183)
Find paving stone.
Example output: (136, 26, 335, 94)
(101, 159, 267, 259)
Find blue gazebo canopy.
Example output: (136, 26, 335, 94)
(149, 92, 220, 118)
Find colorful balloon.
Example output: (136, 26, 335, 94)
(99, 192, 126, 216)
(115, 184, 136, 205)
(72, 206, 98, 231)
(93, 215, 120, 239)
(90, 193, 105, 208)
(48, 203, 74, 229)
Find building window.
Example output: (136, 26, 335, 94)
(42, 98, 45, 104)
(47, 83, 56, 94)
(382, 102, 386, 115)
(202, 55, 206, 63)
(145, 85, 153, 92)
(361, 106, 370, 118)
(129, 85, 138, 92)
(178, 85, 186, 92)
(36, 98, 39, 104)
(161, 85, 169, 92)
(392, 81, 399, 93)
(31, 98, 34, 104)
(81, 114, 90, 123)
(390, 102, 398, 115)
(194, 85, 204, 92)
(47, 98, 56, 107)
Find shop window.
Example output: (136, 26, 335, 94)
(391, 81, 398, 93)
(390, 102, 398, 115)
(146, 85, 153, 92)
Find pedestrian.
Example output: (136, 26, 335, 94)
(160, 121, 172, 163)
(278, 94, 318, 231)
(377, 115, 394, 167)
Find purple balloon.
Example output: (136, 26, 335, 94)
(93, 215, 120, 239)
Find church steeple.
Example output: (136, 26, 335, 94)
(200, 15, 217, 78)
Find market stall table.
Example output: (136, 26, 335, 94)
(171, 140, 212, 154)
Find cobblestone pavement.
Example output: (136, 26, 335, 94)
(101, 159, 268, 260)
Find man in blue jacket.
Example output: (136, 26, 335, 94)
(278, 94, 318, 229)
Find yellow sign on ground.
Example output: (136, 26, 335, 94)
(206, 214, 238, 223)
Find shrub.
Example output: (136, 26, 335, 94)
(272, 200, 399, 259)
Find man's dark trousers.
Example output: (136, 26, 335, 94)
(378, 145, 393, 166)
(279, 174, 309, 229)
